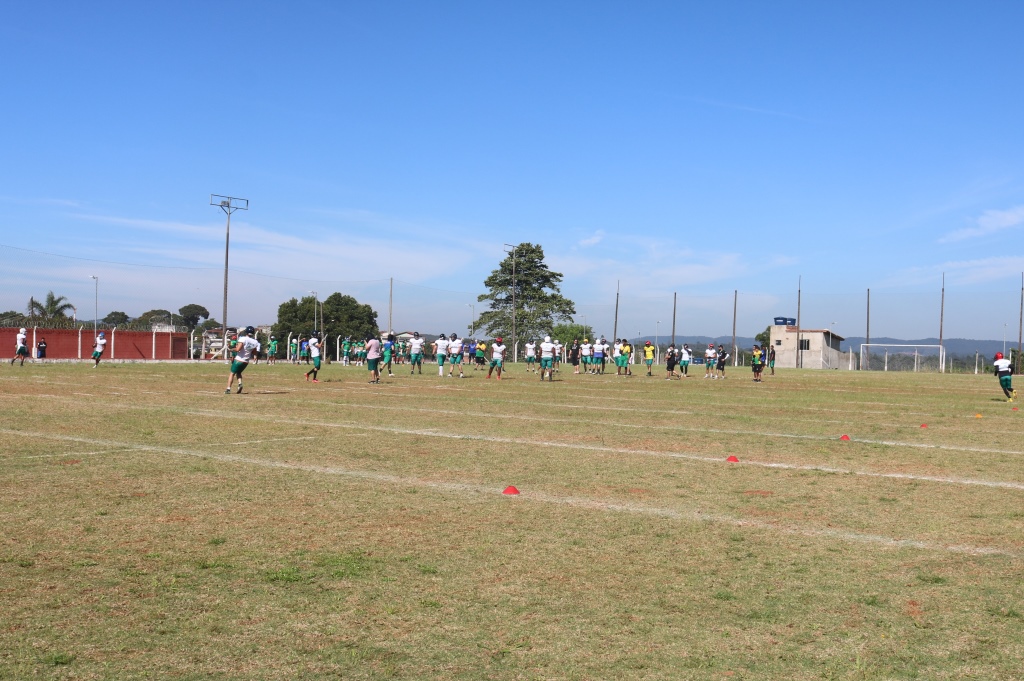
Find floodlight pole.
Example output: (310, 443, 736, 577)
(89, 276, 98, 338)
(310, 291, 318, 335)
(938, 272, 945, 373)
(210, 194, 249, 356)
(466, 303, 475, 336)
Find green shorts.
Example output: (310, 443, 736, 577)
(681, 360, 690, 367)
(582, 356, 591, 364)
(475, 351, 484, 359)
(367, 358, 379, 372)
(1000, 375, 1013, 389)
(490, 358, 503, 369)
(645, 358, 653, 366)
(437, 355, 446, 366)
(231, 360, 248, 374)
(383, 351, 392, 363)
(769, 360, 775, 368)
(526, 356, 536, 364)
(90, 350, 102, 360)
(540, 357, 553, 369)
(616, 356, 626, 367)
(17, 346, 30, 357)
(451, 354, 462, 364)
(313, 357, 321, 369)
(411, 353, 423, 364)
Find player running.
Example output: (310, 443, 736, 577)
(226, 326, 260, 394)
(10, 327, 29, 366)
(486, 336, 507, 380)
(304, 332, 323, 383)
(994, 352, 1017, 402)
(91, 331, 107, 368)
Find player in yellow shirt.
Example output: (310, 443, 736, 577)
(642, 340, 656, 376)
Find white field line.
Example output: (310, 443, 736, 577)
(227, 436, 317, 445)
(303, 399, 1024, 459)
(185, 409, 1024, 492)
(13, 449, 134, 459)
(0, 427, 1015, 559)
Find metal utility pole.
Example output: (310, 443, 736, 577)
(503, 244, 517, 352)
(210, 194, 249, 352)
(90, 275, 98, 338)
(671, 291, 677, 346)
(612, 280, 620, 342)
(796, 276, 802, 369)
(731, 290, 737, 366)
(939, 272, 946, 373)
(388, 277, 393, 335)
(466, 303, 475, 336)
(1018, 272, 1023, 372)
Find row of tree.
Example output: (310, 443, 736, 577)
(0, 292, 220, 332)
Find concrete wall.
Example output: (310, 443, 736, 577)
(1, 327, 191, 360)
(769, 325, 849, 370)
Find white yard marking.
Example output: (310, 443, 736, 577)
(227, 436, 317, 445)
(0, 427, 1014, 559)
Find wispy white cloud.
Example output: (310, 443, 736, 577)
(0, 196, 82, 208)
(880, 256, 1024, 287)
(577, 230, 605, 247)
(938, 205, 1024, 243)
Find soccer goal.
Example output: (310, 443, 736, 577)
(859, 344, 946, 372)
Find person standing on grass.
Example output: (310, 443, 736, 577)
(751, 344, 764, 382)
(289, 337, 298, 363)
(267, 336, 278, 365)
(552, 338, 562, 373)
(568, 339, 581, 374)
(524, 339, 537, 372)
(580, 338, 593, 373)
(620, 339, 633, 376)
(717, 344, 730, 379)
(665, 344, 678, 379)
(10, 327, 29, 366)
(383, 334, 396, 377)
(539, 335, 556, 381)
(365, 333, 382, 383)
(90, 331, 107, 368)
(680, 344, 691, 377)
(304, 332, 323, 383)
(704, 343, 717, 379)
(408, 332, 425, 374)
(433, 332, 449, 377)
(768, 344, 776, 376)
(447, 333, 465, 379)
(341, 337, 352, 366)
(486, 336, 507, 380)
(994, 352, 1017, 402)
(642, 340, 656, 376)
(225, 326, 260, 394)
(594, 337, 607, 374)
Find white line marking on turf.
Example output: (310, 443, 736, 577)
(0, 428, 1013, 559)
(180, 410, 1024, 492)
(227, 436, 317, 445)
(16, 449, 133, 459)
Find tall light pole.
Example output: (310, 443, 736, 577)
(310, 291, 318, 335)
(89, 276, 98, 338)
(503, 244, 517, 352)
(210, 194, 249, 351)
(1004, 323, 1008, 355)
(466, 303, 475, 336)
(656, 321, 660, 351)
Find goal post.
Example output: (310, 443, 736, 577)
(859, 344, 946, 372)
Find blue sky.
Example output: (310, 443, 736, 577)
(2, 2, 1024, 342)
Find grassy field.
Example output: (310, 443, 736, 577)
(1, 359, 1022, 680)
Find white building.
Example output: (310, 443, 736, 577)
(769, 324, 850, 370)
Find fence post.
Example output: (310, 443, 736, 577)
(78, 326, 83, 360)
(111, 327, 116, 360)
(32, 326, 37, 360)
(152, 331, 157, 360)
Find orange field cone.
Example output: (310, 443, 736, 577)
(502, 486, 520, 495)
(920, 424, 928, 428)
(975, 414, 983, 418)
(726, 455, 739, 463)
(839, 434, 851, 441)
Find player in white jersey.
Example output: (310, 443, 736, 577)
(433, 333, 449, 377)
(539, 335, 556, 381)
(447, 333, 465, 378)
(91, 332, 107, 368)
(226, 326, 261, 394)
(11, 327, 29, 366)
(486, 337, 507, 380)
(704, 343, 718, 379)
(524, 341, 537, 372)
(552, 339, 563, 372)
(304, 332, 323, 383)
(580, 339, 593, 374)
(408, 332, 425, 374)
(993, 352, 1017, 402)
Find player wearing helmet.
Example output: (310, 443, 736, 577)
(90, 331, 107, 368)
(993, 352, 1017, 402)
(226, 326, 261, 394)
(704, 343, 718, 379)
(383, 334, 396, 378)
(539, 335, 555, 381)
(524, 339, 537, 372)
(486, 337, 507, 380)
(717, 344, 730, 379)
(268, 335, 279, 365)
(679, 344, 691, 377)
(433, 333, 449, 377)
(580, 338, 593, 374)
(665, 344, 678, 379)
(10, 327, 30, 366)
(408, 332, 425, 374)
(447, 333, 464, 378)
(304, 332, 322, 383)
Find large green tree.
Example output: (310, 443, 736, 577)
(178, 304, 210, 331)
(103, 311, 130, 325)
(476, 243, 575, 345)
(550, 323, 594, 346)
(26, 291, 75, 320)
(136, 309, 172, 327)
(271, 293, 378, 359)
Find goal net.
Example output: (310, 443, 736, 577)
(859, 344, 946, 372)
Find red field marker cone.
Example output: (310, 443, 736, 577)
(975, 414, 983, 419)
(726, 455, 740, 463)
(1013, 407, 1019, 412)
(920, 424, 928, 428)
(839, 434, 851, 441)
(502, 486, 520, 495)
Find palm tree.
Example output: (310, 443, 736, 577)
(27, 291, 75, 320)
